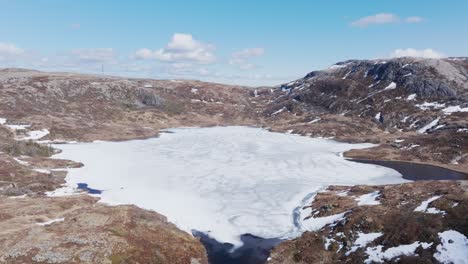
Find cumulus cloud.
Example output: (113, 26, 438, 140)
(70, 48, 117, 63)
(390, 48, 445, 59)
(134, 33, 216, 64)
(351, 13, 424, 27)
(229, 48, 265, 70)
(0, 42, 24, 59)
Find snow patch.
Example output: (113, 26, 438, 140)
(307, 117, 321, 124)
(369, 81, 380, 88)
(356, 191, 381, 206)
(404, 144, 420, 150)
(414, 196, 441, 212)
(301, 211, 347, 232)
(417, 118, 440, 133)
(401, 116, 410, 123)
(329, 64, 348, 69)
(434, 230, 468, 264)
(426, 207, 446, 215)
(337, 191, 349, 197)
(406, 94, 417, 101)
(346, 232, 383, 255)
(442, 106, 468, 115)
(271, 108, 286, 116)
(375, 112, 381, 121)
(36, 217, 65, 226)
(13, 157, 29, 166)
(365, 241, 433, 263)
(416, 102, 446, 110)
(33, 168, 51, 174)
(383, 82, 397, 91)
(5, 124, 31, 130)
(342, 71, 352, 80)
(19, 129, 50, 141)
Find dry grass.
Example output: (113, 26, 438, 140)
(3, 141, 54, 157)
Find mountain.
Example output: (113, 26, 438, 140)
(267, 57, 468, 133)
(256, 57, 468, 172)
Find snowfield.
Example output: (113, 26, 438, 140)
(52, 126, 407, 247)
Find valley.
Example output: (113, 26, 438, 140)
(0, 57, 467, 264)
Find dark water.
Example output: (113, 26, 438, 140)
(349, 159, 468, 181)
(77, 183, 103, 194)
(195, 160, 467, 264)
(193, 231, 282, 264)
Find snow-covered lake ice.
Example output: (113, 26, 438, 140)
(52, 126, 407, 247)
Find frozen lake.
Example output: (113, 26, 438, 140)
(51, 126, 407, 247)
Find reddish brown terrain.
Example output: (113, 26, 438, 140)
(0, 57, 466, 263)
(269, 181, 467, 264)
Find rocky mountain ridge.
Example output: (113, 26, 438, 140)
(265, 57, 468, 133)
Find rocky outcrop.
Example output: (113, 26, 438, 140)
(269, 181, 467, 264)
(0, 195, 208, 264)
(268, 57, 468, 133)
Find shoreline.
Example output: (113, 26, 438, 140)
(46, 127, 467, 264)
(344, 151, 468, 175)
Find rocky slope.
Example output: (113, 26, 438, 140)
(0, 68, 260, 141)
(0, 195, 207, 264)
(258, 57, 468, 173)
(269, 181, 467, 264)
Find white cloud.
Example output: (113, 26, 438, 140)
(71, 23, 81, 29)
(134, 33, 216, 64)
(351, 13, 399, 27)
(229, 48, 265, 70)
(351, 13, 424, 27)
(405, 16, 424, 23)
(232, 48, 265, 59)
(70, 48, 117, 63)
(390, 48, 445, 59)
(0, 42, 24, 59)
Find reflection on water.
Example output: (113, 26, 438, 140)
(193, 231, 282, 264)
(77, 183, 103, 194)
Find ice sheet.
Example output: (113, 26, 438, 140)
(52, 126, 406, 247)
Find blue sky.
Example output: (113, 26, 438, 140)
(0, 0, 467, 86)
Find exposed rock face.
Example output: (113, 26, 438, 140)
(258, 57, 468, 172)
(135, 87, 165, 107)
(269, 181, 467, 264)
(267, 57, 468, 133)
